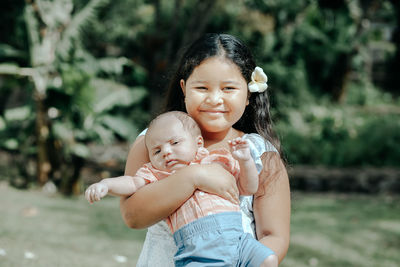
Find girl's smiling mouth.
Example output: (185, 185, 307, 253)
(200, 109, 227, 113)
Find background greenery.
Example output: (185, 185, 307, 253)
(1, 0, 399, 191)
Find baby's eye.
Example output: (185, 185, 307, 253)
(172, 141, 179, 145)
(154, 149, 161, 155)
(223, 87, 236, 91)
(196, 86, 207, 90)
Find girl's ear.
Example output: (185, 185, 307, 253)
(180, 79, 186, 96)
(197, 136, 204, 147)
(246, 91, 251, 106)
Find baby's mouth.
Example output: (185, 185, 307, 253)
(166, 159, 178, 167)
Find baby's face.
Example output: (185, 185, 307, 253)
(146, 118, 200, 171)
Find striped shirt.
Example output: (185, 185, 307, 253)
(135, 147, 241, 233)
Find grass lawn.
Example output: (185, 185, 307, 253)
(283, 192, 400, 267)
(0, 182, 146, 267)
(0, 182, 399, 266)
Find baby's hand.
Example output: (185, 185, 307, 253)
(85, 182, 108, 204)
(228, 137, 251, 161)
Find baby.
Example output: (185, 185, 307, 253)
(85, 111, 277, 266)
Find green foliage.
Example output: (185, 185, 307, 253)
(0, 0, 399, 193)
(0, 0, 149, 191)
(0, 104, 35, 152)
(277, 101, 400, 167)
(227, 0, 397, 105)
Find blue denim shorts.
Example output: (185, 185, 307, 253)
(173, 212, 274, 267)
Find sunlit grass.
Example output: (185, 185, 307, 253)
(283, 192, 400, 267)
(0, 182, 146, 266)
(1, 183, 399, 266)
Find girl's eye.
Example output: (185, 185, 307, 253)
(172, 141, 179, 145)
(223, 87, 236, 91)
(196, 87, 207, 90)
(154, 150, 160, 155)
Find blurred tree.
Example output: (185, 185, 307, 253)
(81, 0, 219, 114)
(81, 0, 396, 108)
(0, 0, 147, 194)
(0, 0, 399, 189)
(220, 0, 396, 108)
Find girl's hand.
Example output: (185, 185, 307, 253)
(85, 182, 108, 204)
(193, 163, 239, 204)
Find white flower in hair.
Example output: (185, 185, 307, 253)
(248, 66, 268, 93)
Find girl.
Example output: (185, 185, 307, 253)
(120, 33, 290, 266)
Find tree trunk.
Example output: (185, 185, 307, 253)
(330, 53, 353, 102)
(35, 91, 51, 186)
(59, 156, 84, 195)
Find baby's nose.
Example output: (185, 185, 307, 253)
(163, 146, 172, 157)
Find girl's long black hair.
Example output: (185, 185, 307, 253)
(163, 33, 282, 156)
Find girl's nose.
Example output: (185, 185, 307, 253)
(206, 90, 223, 105)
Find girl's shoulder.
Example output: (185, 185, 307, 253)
(242, 133, 278, 155)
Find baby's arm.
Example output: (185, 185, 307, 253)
(228, 137, 259, 195)
(85, 176, 146, 204)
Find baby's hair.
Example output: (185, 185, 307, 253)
(147, 111, 201, 139)
(163, 33, 282, 155)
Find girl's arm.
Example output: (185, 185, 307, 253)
(253, 152, 291, 264)
(120, 136, 239, 229)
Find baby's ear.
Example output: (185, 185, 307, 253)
(197, 136, 204, 147)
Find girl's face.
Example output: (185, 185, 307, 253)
(181, 57, 249, 137)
